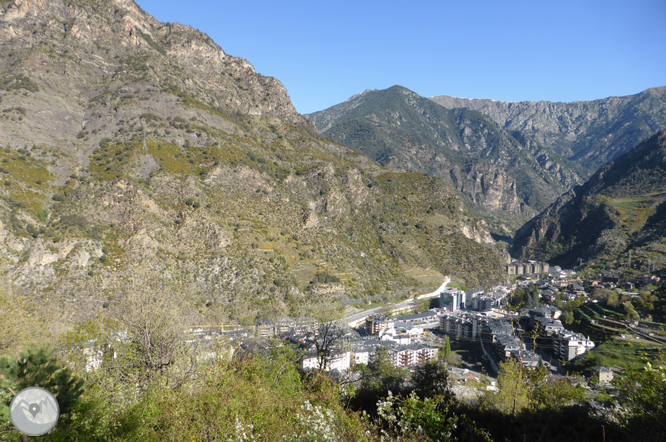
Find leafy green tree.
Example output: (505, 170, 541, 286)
(606, 291, 620, 308)
(526, 284, 540, 308)
(615, 359, 666, 441)
(480, 356, 585, 417)
(354, 346, 407, 412)
(412, 359, 453, 401)
(529, 377, 585, 411)
(560, 310, 574, 325)
(479, 359, 529, 415)
(374, 391, 461, 442)
(622, 301, 640, 321)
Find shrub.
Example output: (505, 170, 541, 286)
(312, 272, 340, 284)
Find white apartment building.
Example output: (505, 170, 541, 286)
(552, 332, 595, 361)
(302, 351, 352, 372)
(390, 344, 439, 367)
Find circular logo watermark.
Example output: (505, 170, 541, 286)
(9, 387, 59, 436)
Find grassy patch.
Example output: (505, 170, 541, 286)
(569, 337, 662, 373)
(609, 191, 666, 232)
(135, 29, 167, 56)
(0, 151, 53, 218)
(447, 282, 468, 291)
(89, 141, 137, 180)
(0, 73, 39, 92)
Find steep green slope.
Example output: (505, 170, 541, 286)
(307, 86, 584, 234)
(511, 131, 666, 270)
(0, 0, 505, 330)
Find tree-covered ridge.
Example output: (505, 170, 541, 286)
(511, 130, 666, 270)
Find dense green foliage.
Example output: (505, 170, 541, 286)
(508, 283, 540, 309)
(615, 358, 666, 442)
(0, 336, 664, 441)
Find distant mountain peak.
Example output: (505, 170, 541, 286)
(306, 85, 586, 234)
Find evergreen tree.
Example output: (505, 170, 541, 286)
(0, 345, 84, 417)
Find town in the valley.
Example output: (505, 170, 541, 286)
(83, 258, 664, 401)
(196, 259, 663, 399)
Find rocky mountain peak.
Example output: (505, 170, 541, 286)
(306, 85, 585, 234)
(0, 0, 298, 120)
(430, 87, 666, 172)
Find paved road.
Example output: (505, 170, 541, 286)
(345, 306, 387, 327)
(345, 277, 449, 327)
(415, 277, 451, 299)
(345, 299, 418, 327)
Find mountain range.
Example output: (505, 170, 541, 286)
(307, 86, 666, 235)
(431, 87, 666, 172)
(0, 0, 506, 328)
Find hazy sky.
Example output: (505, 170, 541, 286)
(135, 0, 666, 115)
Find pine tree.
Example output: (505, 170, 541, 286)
(0, 345, 85, 417)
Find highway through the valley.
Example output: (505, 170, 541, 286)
(344, 277, 450, 327)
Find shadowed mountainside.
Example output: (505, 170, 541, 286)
(511, 131, 666, 269)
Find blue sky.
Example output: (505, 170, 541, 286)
(135, 0, 666, 115)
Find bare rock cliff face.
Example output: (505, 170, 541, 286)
(450, 162, 524, 214)
(431, 87, 666, 173)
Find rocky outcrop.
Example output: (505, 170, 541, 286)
(450, 162, 524, 214)
(431, 87, 666, 172)
(0, 0, 298, 127)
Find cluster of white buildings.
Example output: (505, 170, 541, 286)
(439, 287, 509, 313)
(301, 339, 440, 372)
(302, 314, 441, 372)
(299, 277, 599, 373)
